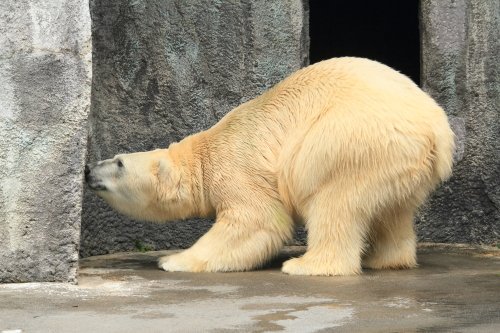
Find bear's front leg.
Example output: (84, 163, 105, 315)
(159, 203, 294, 272)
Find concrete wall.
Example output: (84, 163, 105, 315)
(418, 0, 499, 244)
(80, 0, 309, 257)
(0, 0, 91, 282)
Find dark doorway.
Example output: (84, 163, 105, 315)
(309, 1, 420, 85)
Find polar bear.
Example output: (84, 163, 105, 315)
(85, 57, 454, 276)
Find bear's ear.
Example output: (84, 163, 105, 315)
(156, 157, 182, 200)
(157, 157, 179, 184)
(158, 158, 170, 177)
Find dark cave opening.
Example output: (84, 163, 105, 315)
(309, 1, 421, 85)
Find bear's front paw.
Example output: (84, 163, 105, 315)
(282, 256, 361, 276)
(158, 252, 206, 272)
(282, 257, 314, 276)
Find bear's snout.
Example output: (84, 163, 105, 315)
(84, 163, 94, 183)
(85, 163, 107, 191)
(84, 164, 91, 178)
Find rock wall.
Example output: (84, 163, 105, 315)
(0, 0, 91, 282)
(82, 0, 498, 258)
(419, 0, 499, 244)
(81, 0, 309, 257)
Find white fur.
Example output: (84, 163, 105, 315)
(88, 57, 454, 276)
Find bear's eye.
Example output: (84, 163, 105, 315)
(117, 159, 124, 168)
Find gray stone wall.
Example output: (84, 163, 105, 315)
(81, 0, 309, 257)
(0, 0, 91, 282)
(419, 0, 499, 244)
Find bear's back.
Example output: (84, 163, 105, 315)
(203, 57, 454, 208)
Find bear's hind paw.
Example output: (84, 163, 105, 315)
(282, 256, 361, 276)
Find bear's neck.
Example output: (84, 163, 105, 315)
(168, 133, 215, 219)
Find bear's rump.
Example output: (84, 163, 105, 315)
(277, 109, 440, 216)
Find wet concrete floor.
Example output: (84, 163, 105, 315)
(0, 244, 499, 332)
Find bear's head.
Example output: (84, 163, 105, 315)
(85, 149, 195, 222)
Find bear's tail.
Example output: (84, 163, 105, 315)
(432, 113, 455, 183)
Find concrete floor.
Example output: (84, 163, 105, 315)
(0, 244, 499, 333)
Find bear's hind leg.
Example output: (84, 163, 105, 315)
(363, 206, 417, 270)
(282, 186, 370, 276)
(159, 201, 294, 272)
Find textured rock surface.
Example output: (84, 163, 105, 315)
(81, 0, 309, 257)
(0, 0, 91, 282)
(419, 0, 499, 244)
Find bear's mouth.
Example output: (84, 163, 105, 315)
(87, 182, 107, 191)
(86, 177, 107, 191)
(85, 173, 107, 191)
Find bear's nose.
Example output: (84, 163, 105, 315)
(84, 164, 91, 177)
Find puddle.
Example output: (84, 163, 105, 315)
(128, 295, 354, 332)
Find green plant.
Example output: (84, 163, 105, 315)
(134, 240, 153, 252)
